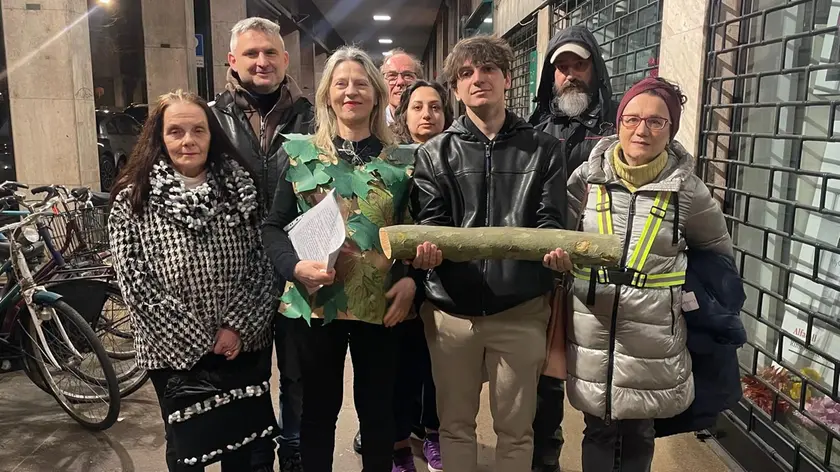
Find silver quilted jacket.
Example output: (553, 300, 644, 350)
(565, 136, 733, 421)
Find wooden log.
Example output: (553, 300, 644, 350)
(379, 225, 622, 267)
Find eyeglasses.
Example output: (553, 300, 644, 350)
(384, 71, 418, 84)
(620, 115, 670, 131)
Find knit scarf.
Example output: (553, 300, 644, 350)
(612, 144, 668, 192)
(148, 158, 259, 232)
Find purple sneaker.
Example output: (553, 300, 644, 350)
(392, 447, 417, 472)
(423, 433, 443, 472)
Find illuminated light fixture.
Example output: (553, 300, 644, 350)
(98, 0, 112, 4)
(382, 51, 393, 57)
(484, 17, 492, 23)
(373, 14, 391, 21)
(379, 38, 393, 44)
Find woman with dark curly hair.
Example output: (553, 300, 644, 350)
(390, 80, 453, 145)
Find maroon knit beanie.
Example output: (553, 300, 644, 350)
(616, 78, 682, 140)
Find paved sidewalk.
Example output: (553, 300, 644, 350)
(0, 356, 733, 472)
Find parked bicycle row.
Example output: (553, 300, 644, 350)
(0, 180, 143, 431)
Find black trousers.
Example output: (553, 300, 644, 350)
(150, 370, 260, 472)
(298, 318, 398, 472)
(532, 375, 566, 468)
(394, 316, 439, 441)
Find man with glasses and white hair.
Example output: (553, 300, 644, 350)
(380, 49, 423, 124)
(210, 17, 313, 472)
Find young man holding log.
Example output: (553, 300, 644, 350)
(408, 35, 573, 472)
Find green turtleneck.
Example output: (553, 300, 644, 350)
(612, 144, 668, 192)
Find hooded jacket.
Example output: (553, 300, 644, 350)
(529, 26, 620, 173)
(210, 69, 315, 212)
(410, 111, 567, 317)
(565, 137, 733, 421)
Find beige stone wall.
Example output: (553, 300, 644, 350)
(299, 43, 316, 103)
(2, 0, 99, 189)
(142, 0, 198, 101)
(209, 0, 246, 95)
(658, 0, 709, 155)
(495, 0, 543, 37)
(283, 30, 302, 93)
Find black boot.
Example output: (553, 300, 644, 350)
(353, 430, 362, 454)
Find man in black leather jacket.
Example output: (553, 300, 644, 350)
(209, 18, 313, 472)
(527, 25, 619, 472)
(210, 18, 314, 214)
(409, 35, 571, 472)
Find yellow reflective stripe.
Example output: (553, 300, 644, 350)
(626, 191, 669, 271)
(571, 269, 685, 287)
(595, 185, 613, 235)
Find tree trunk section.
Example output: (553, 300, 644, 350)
(379, 225, 622, 266)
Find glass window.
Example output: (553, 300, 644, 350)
(701, 1, 840, 469)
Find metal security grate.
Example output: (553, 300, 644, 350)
(506, 20, 538, 120)
(699, 0, 840, 470)
(551, 0, 662, 98)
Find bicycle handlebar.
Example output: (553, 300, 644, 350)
(0, 181, 29, 192)
(31, 186, 59, 201)
(0, 197, 61, 236)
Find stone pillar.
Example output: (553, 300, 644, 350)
(299, 42, 316, 103)
(535, 6, 552, 82)
(314, 52, 327, 91)
(2, 0, 99, 189)
(284, 30, 302, 89)
(210, 0, 246, 95)
(658, 0, 709, 155)
(141, 0, 198, 101)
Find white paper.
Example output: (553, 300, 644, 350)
(284, 189, 345, 293)
(681, 291, 700, 312)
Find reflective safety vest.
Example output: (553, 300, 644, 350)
(572, 185, 686, 291)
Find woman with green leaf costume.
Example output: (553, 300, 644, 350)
(262, 46, 417, 472)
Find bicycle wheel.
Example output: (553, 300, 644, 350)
(94, 283, 149, 397)
(20, 299, 121, 430)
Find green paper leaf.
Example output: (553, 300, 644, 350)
(389, 144, 420, 166)
(345, 262, 387, 324)
(365, 160, 408, 189)
(351, 170, 375, 201)
(286, 159, 318, 192)
(348, 213, 381, 252)
(316, 284, 348, 324)
(321, 159, 355, 197)
(358, 186, 394, 227)
(279, 281, 312, 323)
(312, 162, 331, 185)
(282, 135, 320, 163)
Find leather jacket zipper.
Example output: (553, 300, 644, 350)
(481, 142, 493, 316)
(605, 190, 637, 425)
(259, 101, 279, 207)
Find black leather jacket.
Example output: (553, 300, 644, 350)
(210, 83, 314, 212)
(410, 112, 567, 317)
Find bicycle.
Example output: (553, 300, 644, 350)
(0, 182, 120, 430)
(13, 184, 148, 399)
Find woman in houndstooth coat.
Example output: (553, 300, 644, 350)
(108, 90, 277, 472)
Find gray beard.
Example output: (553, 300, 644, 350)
(554, 89, 590, 117)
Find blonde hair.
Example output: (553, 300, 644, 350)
(313, 46, 396, 158)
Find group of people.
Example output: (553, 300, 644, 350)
(108, 15, 733, 472)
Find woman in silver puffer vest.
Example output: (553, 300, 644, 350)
(565, 77, 733, 472)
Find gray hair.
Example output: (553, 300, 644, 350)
(230, 17, 284, 52)
(380, 48, 424, 77)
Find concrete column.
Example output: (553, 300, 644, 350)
(2, 0, 99, 189)
(298, 42, 316, 103)
(141, 0, 198, 101)
(658, 0, 710, 155)
(209, 0, 246, 95)
(535, 6, 552, 82)
(314, 52, 327, 91)
(495, 0, 542, 37)
(283, 30, 302, 90)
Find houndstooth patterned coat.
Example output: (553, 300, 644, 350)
(108, 159, 277, 370)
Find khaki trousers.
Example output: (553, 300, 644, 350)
(421, 296, 550, 472)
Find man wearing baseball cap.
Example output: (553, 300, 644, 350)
(528, 25, 620, 472)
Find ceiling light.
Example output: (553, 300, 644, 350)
(382, 51, 393, 57)
(373, 14, 391, 21)
(484, 17, 492, 23)
(379, 38, 393, 44)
